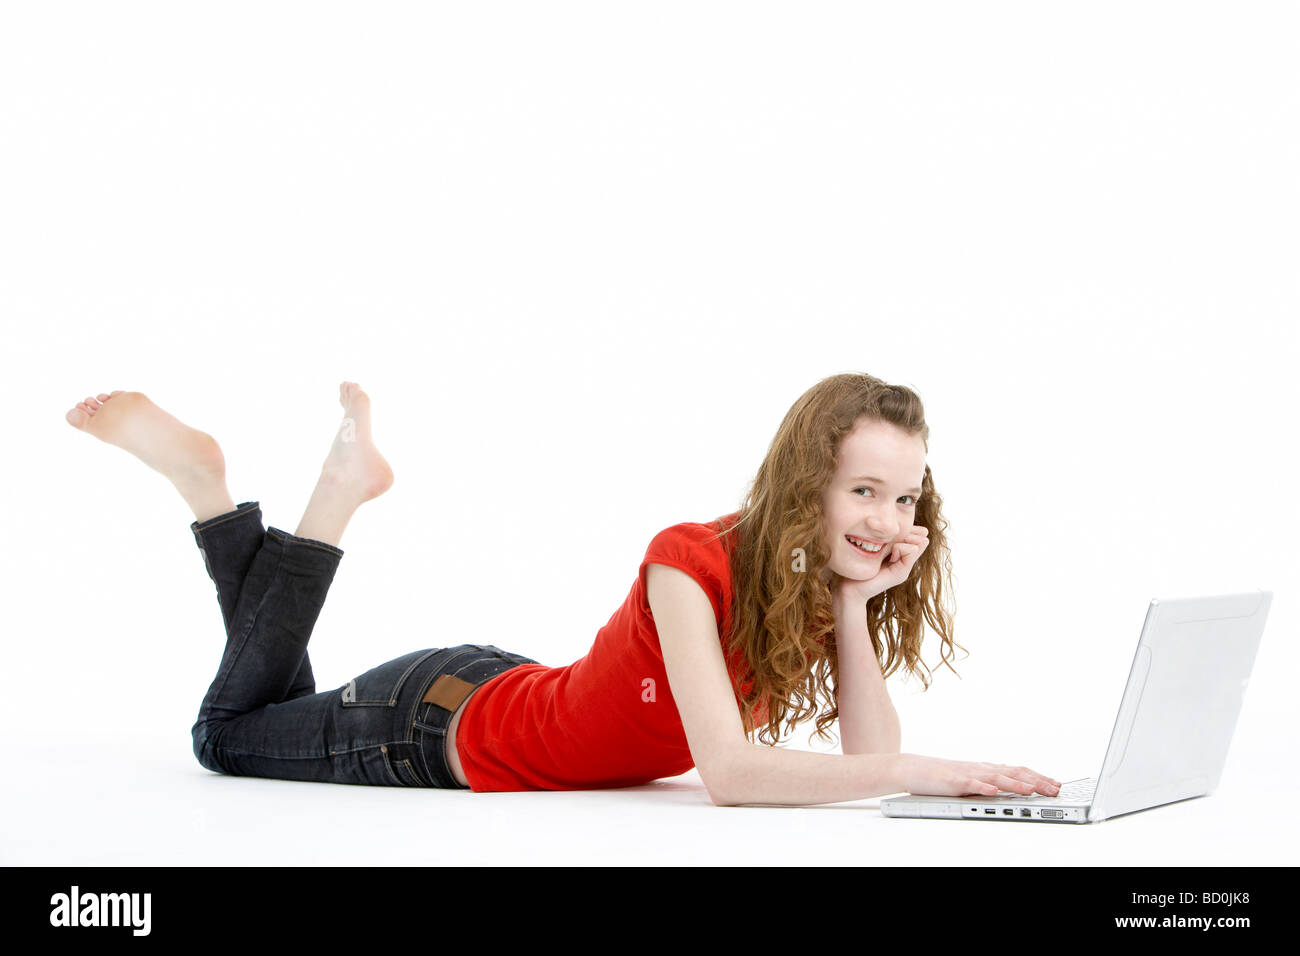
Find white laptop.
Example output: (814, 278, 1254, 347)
(880, 591, 1272, 824)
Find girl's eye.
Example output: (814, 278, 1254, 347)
(853, 487, 918, 506)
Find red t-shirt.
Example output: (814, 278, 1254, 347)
(455, 511, 767, 792)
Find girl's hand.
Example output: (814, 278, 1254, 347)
(834, 525, 929, 603)
(896, 753, 1062, 797)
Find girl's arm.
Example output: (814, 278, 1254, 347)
(648, 563, 904, 806)
(649, 563, 1058, 806)
(831, 589, 902, 755)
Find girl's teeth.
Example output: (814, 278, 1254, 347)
(848, 536, 883, 553)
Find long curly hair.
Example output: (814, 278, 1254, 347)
(703, 372, 965, 747)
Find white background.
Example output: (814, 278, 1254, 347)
(2, 1, 1295, 865)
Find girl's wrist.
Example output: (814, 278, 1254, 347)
(831, 588, 874, 628)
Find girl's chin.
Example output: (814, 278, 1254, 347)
(832, 561, 883, 583)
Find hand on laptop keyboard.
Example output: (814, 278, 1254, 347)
(897, 754, 1062, 797)
(1006, 778, 1094, 801)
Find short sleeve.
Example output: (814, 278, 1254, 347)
(638, 521, 727, 627)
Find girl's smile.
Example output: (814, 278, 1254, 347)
(845, 534, 891, 559)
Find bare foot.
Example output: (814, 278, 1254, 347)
(321, 381, 394, 503)
(64, 391, 232, 520)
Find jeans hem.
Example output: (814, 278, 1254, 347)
(266, 525, 345, 558)
(191, 500, 260, 534)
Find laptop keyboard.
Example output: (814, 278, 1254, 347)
(1009, 777, 1095, 802)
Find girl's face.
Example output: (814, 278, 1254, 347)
(819, 418, 927, 585)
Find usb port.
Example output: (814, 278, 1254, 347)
(984, 808, 996, 814)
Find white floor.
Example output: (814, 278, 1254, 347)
(3, 728, 1289, 866)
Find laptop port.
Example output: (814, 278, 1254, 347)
(984, 808, 995, 814)
(1002, 808, 1014, 816)
(1020, 808, 1031, 817)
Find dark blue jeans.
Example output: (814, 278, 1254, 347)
(189, 501, 538, 789)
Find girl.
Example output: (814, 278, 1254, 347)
(64, 375, 1060, 804)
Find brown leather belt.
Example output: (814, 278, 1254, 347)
(421, 673, 479, 712)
